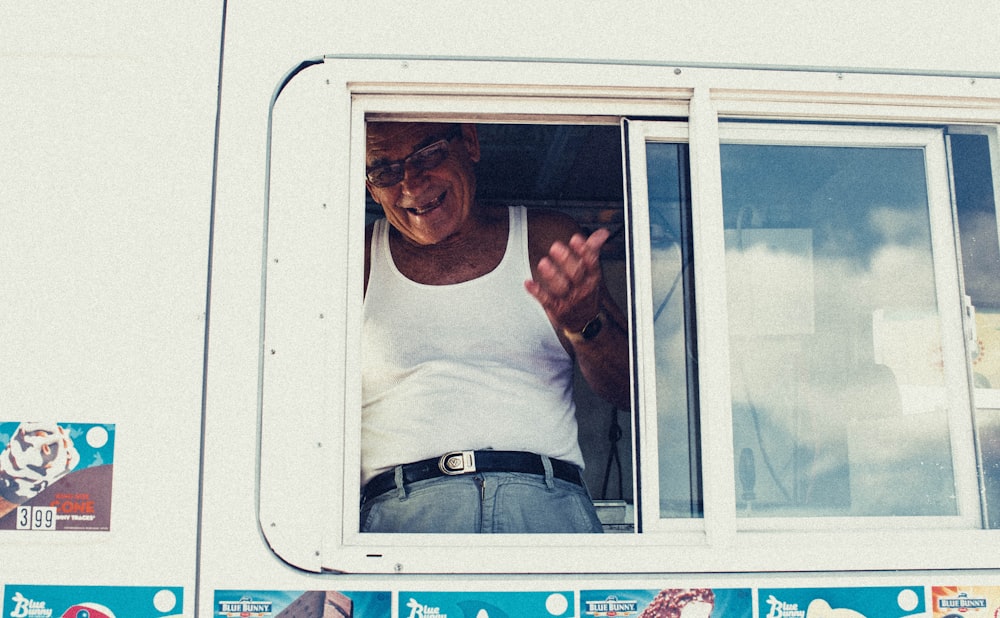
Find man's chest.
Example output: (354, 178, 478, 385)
(391, 234, 508, 286)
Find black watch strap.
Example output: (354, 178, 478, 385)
(563, 310, 605, 343)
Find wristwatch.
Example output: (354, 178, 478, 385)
(563, 310, 605, 343)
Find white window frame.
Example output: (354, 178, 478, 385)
(259, 57, 1000, 575)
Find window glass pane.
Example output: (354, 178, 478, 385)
(645, 142, 702, 518)
(951, 133, 1000, 528)
(720, 143, 958, 518)
(952, 134, 1000, 390)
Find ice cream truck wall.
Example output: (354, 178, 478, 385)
(3, 2, 1000, 617)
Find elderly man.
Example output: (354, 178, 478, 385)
(361, 122, 629, 533)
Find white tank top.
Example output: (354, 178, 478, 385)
(361, 206, 583, 484)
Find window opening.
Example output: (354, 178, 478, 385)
(361, 120, 635, 533)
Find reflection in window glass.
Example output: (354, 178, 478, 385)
(645, 142, 701, 518)
(952, 133, 1000, 528)
(720, 143, 958, 518)
(952, 134, 1000, 390)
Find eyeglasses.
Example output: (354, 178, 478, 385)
(366, 126, 463, 188)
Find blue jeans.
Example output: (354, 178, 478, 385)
(360, 468, 604, 533)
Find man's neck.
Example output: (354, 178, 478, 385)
(389, 206, 509, 285)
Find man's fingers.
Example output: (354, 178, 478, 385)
(526, 228, 611, 327)
(548, 228, 609, 282)
(535, 256, 572, 297)
(573, 228, 611, 260)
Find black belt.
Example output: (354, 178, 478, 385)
(361, 450, 583, 504)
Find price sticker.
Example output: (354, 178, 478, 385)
(15, 506, 58, 531)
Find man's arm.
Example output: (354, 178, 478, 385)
(524, 211, 631, 409)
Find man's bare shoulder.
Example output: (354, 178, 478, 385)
(525, 208, 582, 271)
(526, 208, 580, 247)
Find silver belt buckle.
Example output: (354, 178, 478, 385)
(438, 450, 476, 475)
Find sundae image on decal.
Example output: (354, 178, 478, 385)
(582, 588, 751, 618)
(639, 589, 715, 618)
(0, 422, 116, 530)
(0, 422, 79, 518)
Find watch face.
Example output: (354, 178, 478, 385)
(581, 313, 603, 340)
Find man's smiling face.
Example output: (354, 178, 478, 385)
(365, 122, 481, 247)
